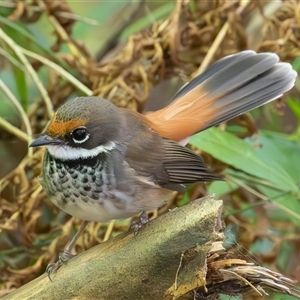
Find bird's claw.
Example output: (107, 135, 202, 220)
(46, 251, 76, 281)
(46, 262, 61, 282)
(129, 211, 149, 235)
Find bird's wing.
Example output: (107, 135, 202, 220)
(123, 113, 221, 192)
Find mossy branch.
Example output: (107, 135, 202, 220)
(4, 197, 223, 299)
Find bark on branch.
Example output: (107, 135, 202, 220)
(4, 196, 224, 299)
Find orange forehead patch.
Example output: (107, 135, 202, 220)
(47, 115, 88, 137)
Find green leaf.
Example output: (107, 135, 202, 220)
(277, 241, 295, 274)
(0, 16, 68, 68)
(190, 128, 300, 225)
(250, 238, 275, 254)
(257, 185, 300, 225)
(247, 131, 300, 183)
(270, 294, 300, 300)
(190, 128, 299, 193)
(292, 56, 300, 71)
(286, 97, 300, 120)
(207, 181, 238, 198)
(12, 66, 27, 110)
(120, 2, 175, 41)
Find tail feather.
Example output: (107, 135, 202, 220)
(173, 50, 258, 100)
(210, 63, 296, 124)
(146, 51, 297, 142)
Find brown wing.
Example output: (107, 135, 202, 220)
(161, 138, 221, 186)
(123, 111, 222, 192)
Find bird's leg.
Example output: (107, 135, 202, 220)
(129, 211, 149, 235)
(46, 220, 88, 281)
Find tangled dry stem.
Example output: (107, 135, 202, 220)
(0, 0, 300, 296)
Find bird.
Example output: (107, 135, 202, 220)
(30, 50, 297, 279)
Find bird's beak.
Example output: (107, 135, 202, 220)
(30, 134, 62, 147)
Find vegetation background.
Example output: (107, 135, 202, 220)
(0, 0, 299, 299)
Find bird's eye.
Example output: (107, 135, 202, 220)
(71, 127, 90, 144)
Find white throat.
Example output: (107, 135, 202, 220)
(46, 142, 116, 161)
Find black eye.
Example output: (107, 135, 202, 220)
(71, 127, 89, 144)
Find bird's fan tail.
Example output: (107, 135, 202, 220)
(146, 51, 297, 142)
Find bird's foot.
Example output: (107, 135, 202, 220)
(129, 211, 149, 235)
(46, 250, 76, 282)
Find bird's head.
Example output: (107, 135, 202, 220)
(30, 97, 123, 161)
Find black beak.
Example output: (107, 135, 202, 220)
(30, 135, 62, 147)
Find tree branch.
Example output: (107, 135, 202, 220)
(4, 196, 224, 299)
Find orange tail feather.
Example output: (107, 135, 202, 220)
(146, 51, 297, 142)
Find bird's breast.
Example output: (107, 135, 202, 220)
(41, 151, 122, 221)
(40, 151, 172, 222)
